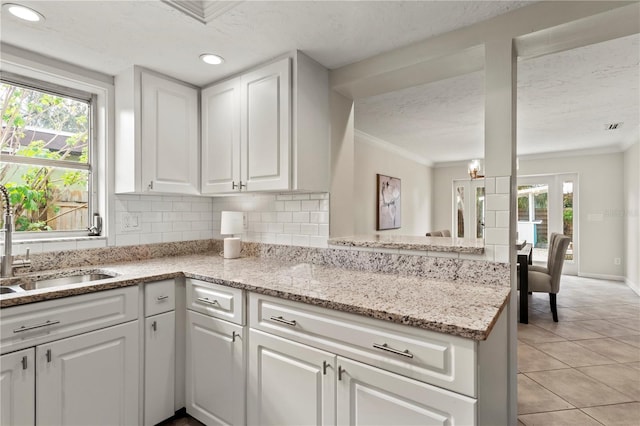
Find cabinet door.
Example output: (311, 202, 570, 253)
(0, 348, 35, 426)
(141, 71, 199, 195)
(145, 311, 175, 426)
(186, 311, 244, 425)
(202, 78, 241, 194)
(36, 321, 139, 426)
(240, 58, 291, 192)
(248, 329, 335, 426)
(336, 357, 476, 426)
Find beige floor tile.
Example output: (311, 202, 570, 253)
(614, 335, 640, 348)
(518, 324, 567, 345)
(582, 402, 640, 426)
(535, 341, 617, 367)
(519, 409, 603, 426)
(624, 361, 640, 370)
(574, 338, 640, 363)
(534, 320, 605, 340)
(518, 420, 526, 426)
(572, 320, 638, 338)
(519, 341, 570, 372)
(607, 317, 640, 332)
(518, 374, 575, 415)
(574, 304, 639, 319)
(577, 364, 640, 400)
(526, 369, 634, 408)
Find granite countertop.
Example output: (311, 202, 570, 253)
(328, 235, 485, 254)
(0, 253, 509, 340)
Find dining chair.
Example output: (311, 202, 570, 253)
(524, 234, 571, 322)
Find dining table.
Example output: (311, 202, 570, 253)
(517, 243, 533, 324)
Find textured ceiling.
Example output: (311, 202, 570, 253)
(355, 34, 640, 163)
(0, 0, 533, 85)
(1, 1, 637, 164)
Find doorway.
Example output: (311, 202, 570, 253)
(453, 179, 485, 240)
(517, 174, 578, 275)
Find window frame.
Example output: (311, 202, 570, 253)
(1, 48, 111, 243)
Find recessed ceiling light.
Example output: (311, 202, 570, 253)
(3, 3, 45, 22)
(200, 53, 224, 65)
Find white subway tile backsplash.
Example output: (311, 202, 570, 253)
(262, 212, 277, 222)
(284, 223, 301, 234)
(276, 194, 293, 201)
(484, 211, 496, 228)
(277, 212, 293, 223)
(319, 200, 329, 212)
(310, 212, 329, 224)
(268, 223, 284, 233)
(276, 234, 292, 245)
(496, 210, 510, 228)
(152, 201, 173, 211)
(309, 236, 328, 248)
(292, 194, 310, 200)
(300, 223, 319, 235)
(301, 200, 319, 211)
(285, 200, 301, 211)
(318, 224, 329, 236)
(292, 212, 310, 223)
(496, 176, 511, 194)
(274, 201, 285, 212)
(484, 177, 496, 195)
(128, 200, 151, 212)
(152, 222, 173, 233)
(485, 227, 509, 245)
(486, 193, 510, 211)
(291, 234, 310, 246)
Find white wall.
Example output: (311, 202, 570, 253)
(433, 152, 627, 278)
(624, 140, 640, 293)
(354, 133, 433, 236)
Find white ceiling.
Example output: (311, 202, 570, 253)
(355, 33, 640, 164)
(1, 1, 637, 164)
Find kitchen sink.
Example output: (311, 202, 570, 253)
(22, 273, 116, 290)
(0, 286, 21, 294)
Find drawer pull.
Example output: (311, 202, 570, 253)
(373, 343, 414, 359)
(197, 297, 218, 306)
(13, 320, 60, 333)
(270, 316, 297, 327)
(156, 295, 169, 301)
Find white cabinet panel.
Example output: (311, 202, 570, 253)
(241, 58, 290, 191)
(336, 357, 476, 426)
(248, 329, 335, 426)
(201, 78, 241, 194)
(0, 348, 35, 426)
(115, 67, 199, 194)
(144, 279, 176, 316)
(144, 311, 175, 426)
(186, 311, 244, 425)
(36, 321, 139, 426)
(186, 279, 244, 325)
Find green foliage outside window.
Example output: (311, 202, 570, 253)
(1, 82, 90, 231)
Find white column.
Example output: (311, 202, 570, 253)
(484, 37, 518, 426)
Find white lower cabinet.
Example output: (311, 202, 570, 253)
(248, 329, 335, 426)
(336, 357, 476, 426)
(36, 320, 139, 426)
(186, 310, 245, 425)
(144, 311, 176, 426)
(0, 348, 35, 426)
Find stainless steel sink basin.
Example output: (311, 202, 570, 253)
(28, 273, 115, 290)
(0, 286, 18, 294)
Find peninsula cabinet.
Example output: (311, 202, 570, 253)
(115, 66, 199, 195)
(248, 292, 509, 426)
(201, 51, 330, 194)
(0, 287, 140, 426)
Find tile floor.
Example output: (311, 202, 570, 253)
(518, 275, 640, 425)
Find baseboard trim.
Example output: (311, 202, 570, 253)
(577, 272, 625, 282)
(625, 278, 640, 296)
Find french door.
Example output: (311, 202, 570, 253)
(453, 179, 485, 240)
(517, 174, 578, 275)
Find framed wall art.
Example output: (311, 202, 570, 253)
(376, 174, 401, 230)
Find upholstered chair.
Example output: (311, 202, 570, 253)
(525, 234, 571, 322)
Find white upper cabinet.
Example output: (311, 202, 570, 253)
(241, 58, 291, 192)
(115, 67, 199, 195)
(201, 51, 330, 194)
(201, 78, 241, 194)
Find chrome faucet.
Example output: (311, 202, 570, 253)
(1, 184, 30, 278)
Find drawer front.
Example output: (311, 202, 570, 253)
(144, 279, 176, 316)
(1, 286, 138, 354)
(249, 293, 476, 397)
(186, 279, 244, 325)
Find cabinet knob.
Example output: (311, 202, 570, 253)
(46, 349, 52, 363)
(151, 321, 157, 331)
(21, 356, 28, 370)
(148, 181, 154, 190)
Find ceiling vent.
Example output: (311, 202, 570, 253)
(605, 122, 623, 130)
(161, 0, 242, 24)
